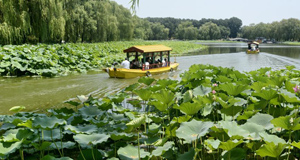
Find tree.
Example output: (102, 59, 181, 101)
(198, 22, 221, 40)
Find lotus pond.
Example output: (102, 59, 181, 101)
(1, 64, 300, 159)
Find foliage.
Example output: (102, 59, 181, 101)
(0, 41, 207, 77)
(3, 64, 300, 159)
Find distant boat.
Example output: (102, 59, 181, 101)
(246, 41, 260, 54)
(103, 45, 179, 78)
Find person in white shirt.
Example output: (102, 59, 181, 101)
(121, 58, 130, 69)
(145, 61, 149, 70)
(162, 58, 166, 67)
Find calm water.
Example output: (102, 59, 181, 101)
(1, 42, 300, 114)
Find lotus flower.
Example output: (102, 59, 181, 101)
(213, 83, 218, 87)
(212, 90, 216, 94)
(293, 85, 300, 93)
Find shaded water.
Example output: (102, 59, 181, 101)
(1, 42, 300, 114)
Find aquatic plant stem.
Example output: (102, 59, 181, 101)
(78, 144, 86, 160)
(287, 130, 292, 160)
(19, 149, 24, 160)
(137, 129, 141, 160)
(92, 145, 96, 160)
(51, 129, 63, 157)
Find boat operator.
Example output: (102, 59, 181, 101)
(121, 58, 130, 69)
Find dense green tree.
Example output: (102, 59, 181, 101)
(175, 21, 198, 40)
(198, 22, 221, 40)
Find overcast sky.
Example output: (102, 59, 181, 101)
(113, 0, 300, 26)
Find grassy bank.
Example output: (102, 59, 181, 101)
(1, 64, 300, 159)
(283, 41, 300, 45)
(0, 41, 207, 77)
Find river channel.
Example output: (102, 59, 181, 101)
(1, 42, 300, 114)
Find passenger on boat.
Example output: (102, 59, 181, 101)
(133, 58, 139, 69)
(162, 58, 167, 67)
(121, 58, 130, 69)
(145, 60, 150, 70)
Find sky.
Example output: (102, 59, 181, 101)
(113, 0, 300, 26)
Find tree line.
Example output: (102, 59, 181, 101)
(240, 18, 300, 41)
(4, 0, 299, 45)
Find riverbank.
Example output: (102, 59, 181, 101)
(0, 41, 207, 77)
(283, 41, 300, 45)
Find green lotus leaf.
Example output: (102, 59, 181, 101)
(64, 100, 80, 107)
(219, 121, 248, 137)
(176, 119, 213, 143)
(205, 139, 221, 150)
(240, 122, 264, 140)
(3, 129, 19, 142)
(126, 114, 146, 131)
(237, 111, 256, 121)
(49, 141, 76, 150)
(259, 132, 286, 145)
(193, 85, 211, 96)
(202, 104, 213, 116)
(64, 124, 98, 134)
(285, 81, 296, 93)
(152, 138, 168, 146)
(138, 77, 155, 86)
(219, 83, 248, 96)
(256, 142, 287, 158)
(233, 97, 247, 106)
(171, 115, 191, 124)
(77, 149, 103, 160)
(0, 141, 22, 156)
(41, 155, 73, 160)
(151, 141, 174, 157)
(33, 116, 66, 129)
(223, 148, 246, 160)
(73, 133, 109, 146)
(219, 140, 243, 151)
(117, 145, 150, 160)
(174, 102, 203, 115)
(280, 88, 300, 103)
(177, 148, 195, 160)
(107, 158, 119, 160)
(9, 106, 26, 112)
(151, 89, 174, 107)
(252, 89, 278, 101)
(79, 106, 104, 117)
(0, 61, 11, 67)
(133, 88, 152, 101)
(272, 116, 300, 131)
(247, 113, 274, 129)
(220, 105, 243, 117)
(215, 75, 232, 83)
(148, 123, 161, 135)
(110, 132, 134, 141)
(291, 141, 300, 149)
(156, 79, 177, 88)
(267, 76, 285, 87)
(183, 90, 193, 103)
(124, 83, 140, 92)
(40, 128, 61, 141)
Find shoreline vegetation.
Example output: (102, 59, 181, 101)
(0, 40, 208, 77)
(1, 64, 300, 159)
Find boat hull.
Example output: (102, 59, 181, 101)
(246, 50, 260, 54)
(103, 63, 179, 78)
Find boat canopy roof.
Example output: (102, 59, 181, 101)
(123, 45, 172, 53)
(248, 41, 259, 45)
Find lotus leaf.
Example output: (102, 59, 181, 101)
(133, 88, 152, 101)
(138, 77, 155, 86)
(174, 102, 203, 115)
(193, 85, 211, 96)
(247, 113, 274, 129)
(117, 145, 150, 160)
(219, 140, 243, 151)
(171, 115, 191, 124)
(110, 132, 134, 141)
(256, 142, 287, 158)
(9, 106, 26, 112)
(205, 139, 221, 150)
(237, 111, 256, 121)
(151, 89, 174, 109)
(271, 116, 300, 131)
(79, 106, 104, 117)
(73, 133, 109, 146)
(291, 141, 300, 149)
(152, 138, 168, 146)
(0, 141, 22, 156)
(252, 89, 278, 101)
(40, 128, 61, 141)
(49, 141, 76, 150)
(3, 129, 19, 142)
(151, 141, 174, 156)
(267, 76, 285, 87)
(223, 148, 246, 160)
(280, 88, 300, 103)
(219, 121, 248, 137)
(124, 83, 140, 92)
(156, 79, 177, 88)
(259, 132, 286, 145)
(241, 122, 265, 140)
(126, 115, 146, 131)
(64, 124, 97, 134)
(33, 116, 66, 129)
(183, 90, 193, 103)
(176, 119, 213, 143)
(219, 83, 248, 96)
(215, 75, 232, 83)
(177, 148, 195, 160)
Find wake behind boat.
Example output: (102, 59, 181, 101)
(103, 45, 179, 78)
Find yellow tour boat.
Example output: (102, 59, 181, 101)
(246, 41, 260, 54)
(103, 45, 179, 78)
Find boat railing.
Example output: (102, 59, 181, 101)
(142, 62, 170, 71)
